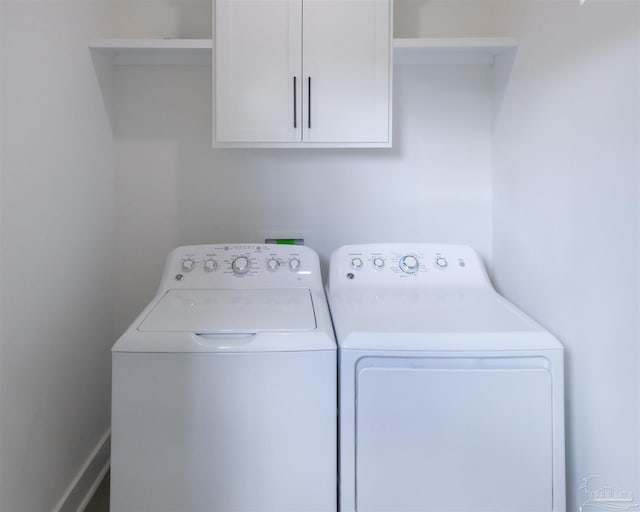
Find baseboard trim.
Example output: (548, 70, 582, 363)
(54, 429, 111, 512)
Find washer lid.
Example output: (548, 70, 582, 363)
(138, 289, 316, 333)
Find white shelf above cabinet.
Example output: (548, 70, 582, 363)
(89, 38, 213, 66)
(394, 37, 518, 52)
(88, 37, 517, 66)
(394, 37, 518, 64)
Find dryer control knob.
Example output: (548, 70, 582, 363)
(399, 255, 419, 274)
(289, 258, 301, 271)
(373, 257, 385, 269)
(231, 256, 250, 275)
(435, 257, 448, 269)
(351, 257, 363, 270)
(267, 258, 280, 271)
(181, 258, 195, 272)
(204, 259, 217, 272)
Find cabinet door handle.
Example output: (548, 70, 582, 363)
(307, 77, 312, 129)
(293, 76, 297, 128)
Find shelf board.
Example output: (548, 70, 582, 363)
(89, 37, 517, 66)
(394, 37, 517, 52)
(89, 38, 213, 65)
(393, 37, 518, 64)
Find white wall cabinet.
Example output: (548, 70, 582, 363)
(214, 0, 392, 148)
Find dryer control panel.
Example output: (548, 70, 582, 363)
(328, 243, 492, 291)
(157, 244, 322, 291)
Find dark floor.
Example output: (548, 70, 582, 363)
(85, 471, 109, 512)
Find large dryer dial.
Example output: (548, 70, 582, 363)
(399, 255, 420, 274)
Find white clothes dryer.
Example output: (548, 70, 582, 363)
(328, 243, 565, 512)
(111, 244, 336, 512)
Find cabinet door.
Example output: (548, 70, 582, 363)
(215, 0, 302, 143)
(302, 0, 391, 145)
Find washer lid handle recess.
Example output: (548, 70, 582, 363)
(138, 288, 317, 333)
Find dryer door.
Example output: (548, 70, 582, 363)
(355, 357, 553, 512)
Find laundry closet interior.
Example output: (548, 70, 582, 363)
(0, 1, 638, 511)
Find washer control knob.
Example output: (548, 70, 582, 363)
(267, 258, 280, 271)
(181, 258, 195, 272)
(373, 257, 385, 269)
(231, 256, 250, 275)
(351, 257, 363, 270)
(399, 255, 419, 274)
(289, 258, 301, 271)
(203, 259, 217, 272)
(435, 257, 448, 269)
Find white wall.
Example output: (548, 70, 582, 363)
(112, 58, 495, 334)
(395, 0, 506, 39)
(1, 2, 636, 512)
(0, 2, 115, 510)
(493, 2, 640, 510)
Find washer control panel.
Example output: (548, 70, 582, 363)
(329, 243, 492, 291)
(158, 244, 319, 290)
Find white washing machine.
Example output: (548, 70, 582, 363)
(111, 244, 336, 512)
(328, 243, 565, 512)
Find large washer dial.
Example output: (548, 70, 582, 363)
(399, 255, 420, 274)
(231, 256, 251, 275)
